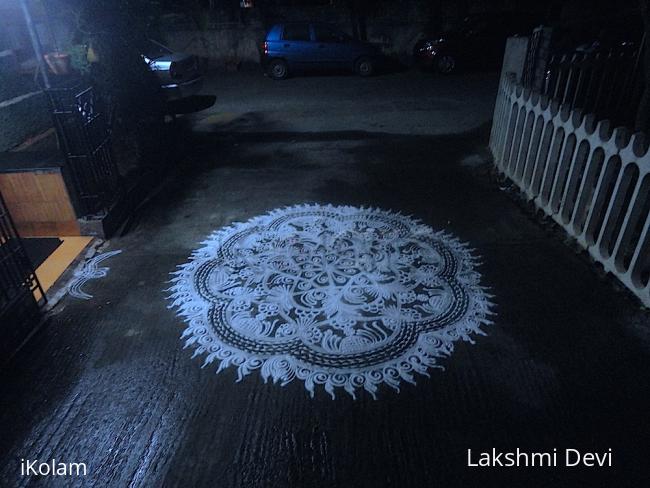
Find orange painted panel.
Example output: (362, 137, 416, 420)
(0, 170, 80, 237)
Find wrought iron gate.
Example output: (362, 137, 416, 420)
(0, 190, 45, 357)
(47, 82, 120, 217)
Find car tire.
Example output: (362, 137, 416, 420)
(436, 55, 456, 74)
(355, 57, 374, 77)
(268, 59, 289, 80)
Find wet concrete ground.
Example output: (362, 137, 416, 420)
(1, 71, 650, 487)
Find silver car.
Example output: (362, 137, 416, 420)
(144, 40, 203, 100)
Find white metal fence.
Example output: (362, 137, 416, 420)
(490, 74, 650, 307)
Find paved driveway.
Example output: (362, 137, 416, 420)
(1, 71, 649, 488)
(194, 69, 499, 135)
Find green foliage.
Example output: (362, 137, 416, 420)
(66, 44, 91, 75)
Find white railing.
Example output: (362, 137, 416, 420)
(490, 74, 650, 307)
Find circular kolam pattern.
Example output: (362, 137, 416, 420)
(167, 204, 495, 399)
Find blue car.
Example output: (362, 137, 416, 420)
(263, 23, 381, 80)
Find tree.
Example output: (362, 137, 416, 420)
(636, 0, 650, 132)
(54, 0, 167, 175)
(345, 0, 373, 41)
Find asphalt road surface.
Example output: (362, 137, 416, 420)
(1, 70, 649, 488)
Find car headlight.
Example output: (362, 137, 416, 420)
(170, 61, 182, 80)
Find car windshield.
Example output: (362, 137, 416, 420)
(458, 16, 489, 37)
(144, 40, 173, 59)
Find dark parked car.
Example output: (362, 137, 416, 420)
(413, 13, 541, 74)
(143, 40, 203, 99)
(263, 23, 381, 79)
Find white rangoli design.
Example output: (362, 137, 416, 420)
(168, 204, 495, 399)
(68, 250, 122, 300)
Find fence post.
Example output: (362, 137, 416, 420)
(499, 36, 530, 84)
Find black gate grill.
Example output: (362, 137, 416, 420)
(542, 46, 643, 130)
(47, 82, 120, 216)
(0, 191, 45, 357)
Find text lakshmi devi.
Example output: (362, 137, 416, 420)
(467, 448, 613, 468)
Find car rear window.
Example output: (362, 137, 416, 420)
(282, 24, 311, 42)
(314, 25, 346, 43)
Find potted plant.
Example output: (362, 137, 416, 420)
(44, 51, 71, 75)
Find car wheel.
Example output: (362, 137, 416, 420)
(355, 57, 374, 77)
(268, 59, 288, 80)
(436, 55, 456, 74)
